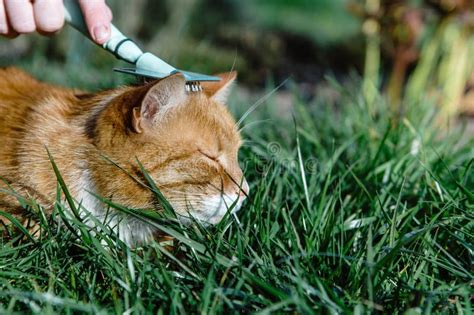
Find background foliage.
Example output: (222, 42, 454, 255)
(0, 0, 473, 313)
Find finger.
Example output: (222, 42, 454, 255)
(2, 17, 20, 38)
(3, 32, 18, 38)
(4, 0, 36, 33)
(105, 5, 112, 21)
(78, 0, 112, 45)
(0, 0, 10, 35)
(33, 0, 64, 34)
(0, 0, 19, 38)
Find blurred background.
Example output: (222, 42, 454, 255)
(0, 0, 473, 119)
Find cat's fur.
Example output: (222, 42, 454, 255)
(0, 67, 248, 245)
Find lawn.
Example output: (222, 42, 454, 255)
(0, 64, 473, 313)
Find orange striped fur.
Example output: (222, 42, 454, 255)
(0, 68, 248, 245)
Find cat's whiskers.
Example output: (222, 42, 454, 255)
(236, 78, 289, 128)
(228, 50, 238, 74)
(164, 190, 208, 198)
(238, 139, 259, 148)
(163, 173, 234, 200)
(162, 186, 206, 194)
(238, 119, 274, 133)
(0, 67, 246, 246)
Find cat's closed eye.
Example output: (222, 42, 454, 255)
(0, 68, 248, 246)
(198, 149, 220, 164)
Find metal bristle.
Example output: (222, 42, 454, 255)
(185, 82, 202, 93)
(136, 76, 202, 93)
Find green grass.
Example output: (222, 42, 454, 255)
(0, 72, 473, 314)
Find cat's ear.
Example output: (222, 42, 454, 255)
(132, 74, 186, 133)
(201, 71, 237, 103)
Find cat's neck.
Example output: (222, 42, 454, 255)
(46, 90, 159, 245)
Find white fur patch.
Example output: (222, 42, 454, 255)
(72, 167, 246, 245)
(75, 169, 102, 219)
(72, 163, 158, 246)
(181, 193, 246, 225)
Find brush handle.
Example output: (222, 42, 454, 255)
(63, 0, 143, 65)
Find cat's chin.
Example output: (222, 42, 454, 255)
(175, 193, 246, 226)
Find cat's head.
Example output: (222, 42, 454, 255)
(90, 72, 248, 224)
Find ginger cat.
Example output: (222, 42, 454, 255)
(0, 68, 249, 245)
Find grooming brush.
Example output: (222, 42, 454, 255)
(63, 0, 220, 91)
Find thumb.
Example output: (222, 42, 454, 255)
(78, 0, 112, 45)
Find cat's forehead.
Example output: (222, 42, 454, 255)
(185, 94, 235, 125)
(159, 95, 241, 148)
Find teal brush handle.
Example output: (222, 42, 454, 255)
(63, 0, 175, 75)
(63, 0, 219, 81)
(64, 0, 142, 64)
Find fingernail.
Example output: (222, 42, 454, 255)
(93, 25, 109, 43)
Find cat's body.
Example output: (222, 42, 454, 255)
(0, 67, 248, 245)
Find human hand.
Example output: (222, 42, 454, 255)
(0, 0, 112, 44)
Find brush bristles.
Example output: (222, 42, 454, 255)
(185, 82, 202, 93)
(136, 77, 202, 93)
